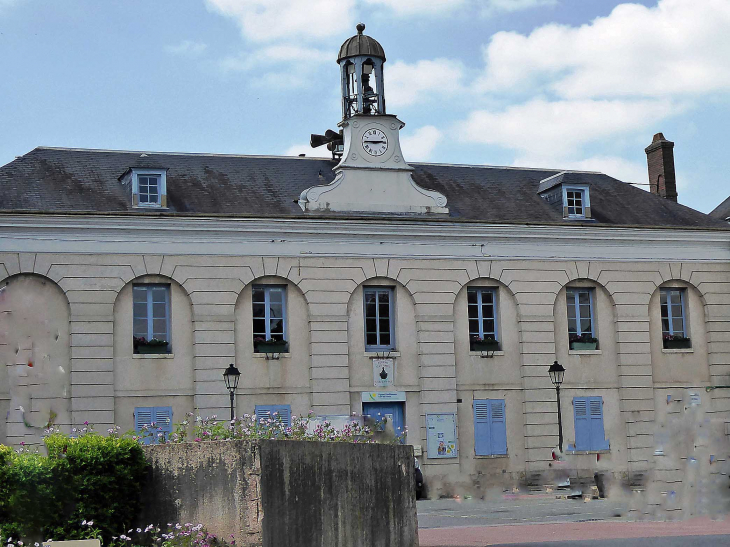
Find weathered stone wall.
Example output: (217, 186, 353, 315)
(140, 440, 418, 547)
(141, 441, 263, 545)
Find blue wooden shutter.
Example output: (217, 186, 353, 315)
(134, 407, 153, 445)
(255, 405, 291, 427)
(489, 399, 507, 455)
(588, 397, 609, 450)
(573, 398, 590, 451)
(153, 406, 173, 443)
(473, 400, 490, 456)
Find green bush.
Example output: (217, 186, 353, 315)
(0, 431, 147, 543)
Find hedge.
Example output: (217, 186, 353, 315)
(0, 432, 147, 542)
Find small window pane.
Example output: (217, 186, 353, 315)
(152, 302, 166, 318)
(252, 318, 266, 334)
(672, 318, 684, 335)
(380, 332, 390, 346)
(270, 318, 283, 334)
(467, 304, 479, 320)
(252, 303, 265, 318)
(133, 318, 147, 337)
(269, 289, 283, 303)
(366, 332, 378, 346)
(468, 319, 480, 334)
(467, 290, 477, 304)
(252, 288, 265, 303)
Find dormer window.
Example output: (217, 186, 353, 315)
(562, 185, 590, 219)
(131, 169, 167, 208)
(565, 188, 585, 217)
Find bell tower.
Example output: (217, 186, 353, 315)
(339, 23, 386, 119)
(299, 24, 448, 215)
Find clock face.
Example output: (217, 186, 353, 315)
(361, 128, 389, 157)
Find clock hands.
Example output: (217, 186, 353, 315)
(364, 140, 386, 145)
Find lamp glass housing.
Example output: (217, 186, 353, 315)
(223, 364, 241, 391)
(548, 361, 565, 387)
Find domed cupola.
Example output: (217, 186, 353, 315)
(338, 23, 386, 119)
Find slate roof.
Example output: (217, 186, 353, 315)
(0, 146, 726, 229)
(710, 196, 730, 221)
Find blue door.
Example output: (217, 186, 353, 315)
(362, 402, 405, 441)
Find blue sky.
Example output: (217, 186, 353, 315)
(1, 0, 729, 213)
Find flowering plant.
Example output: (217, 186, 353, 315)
(133, 336, 168, 347)
(663, 334, 689, 341)
(569, 333, 598, 343)
(470, 335, 496, 343)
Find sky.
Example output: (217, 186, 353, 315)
(1, 0, 729, 214)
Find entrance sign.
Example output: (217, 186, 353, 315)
(373, 358, 394, 387)
(361, 391, 406, 402)
(426, 413, 458, 458)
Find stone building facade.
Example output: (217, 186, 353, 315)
(2, 26, 730, 496)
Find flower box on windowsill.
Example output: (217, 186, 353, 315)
(254, 340, 289, 354)
(470, 339, 500, 352)
(663, 337, 691, 350)
(133, 337, 170, 354)
(570, 341, 598, 351)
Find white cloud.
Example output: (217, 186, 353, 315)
(478, 0, 730, 99)
(401, 126, 443, 162)
(363, 0, 467, 15)
(458, 98, 679, 157)
(364, 0, 554, 16)
(205, 0, 355, 42)
(386, 59, 466, 108)
(483, 0, 557, 14)
(165, 40, 208, 56)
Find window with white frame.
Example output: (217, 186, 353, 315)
(364, 287, 395, 351)
(132, 169, 167, 208)
(133, 284, 171, 353)
(562, 185, 590, 219)
(660, 288, 687, 338)
(252, 285, 287, 349)
(566, 288, 596, 346)
(467, 288, 499, 349)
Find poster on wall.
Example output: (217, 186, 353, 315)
(372, 358, 394, 387)
(426, 413, 458, 459)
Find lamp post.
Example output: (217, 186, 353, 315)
(223, 363, 241, 421)
(548, 360, 565, 452)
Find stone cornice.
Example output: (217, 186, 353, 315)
(0, 214, 728, 261)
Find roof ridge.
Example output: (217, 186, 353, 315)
(31, 147, 605, 174)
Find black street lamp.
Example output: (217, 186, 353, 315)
(223, 363, 241, 421)
(548, 361, 565, 452)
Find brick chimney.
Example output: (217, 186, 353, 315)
(645, 133, 677, 202)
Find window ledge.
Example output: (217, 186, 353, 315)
(133, 353, 174, 359)
(365, 351, 400, 358)
(253, 352, 292, 359)
(566, 449, 611, 455)
(469, 351, 505, 357)
(568, 349, 602, 355)
(662, 348, 694, 354)
(474, 454, 509, 459)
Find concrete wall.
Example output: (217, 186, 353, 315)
(140, 440, 418, 547)
(259, 440, 418, 547)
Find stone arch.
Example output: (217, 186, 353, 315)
(0, 273, 71, 445)
(346, 276, 418, 387)
(453, 277, 520, 385)
(112, 274, 194, 434)
(233, 275, 311, 416)
(649, 279, 709, 384)
(552, 277, 620, 385)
